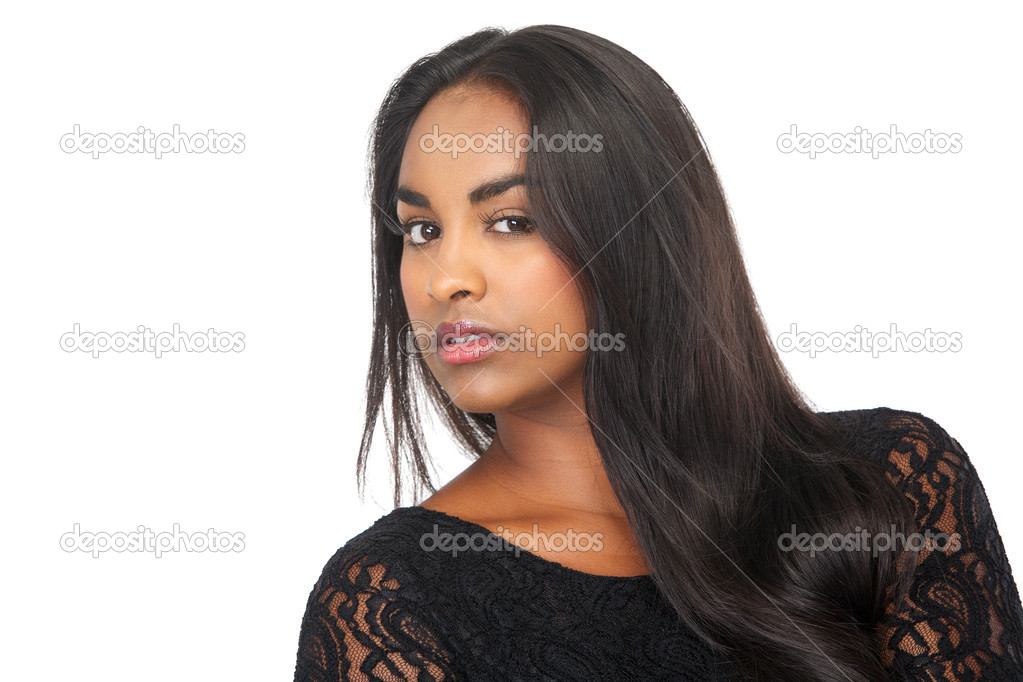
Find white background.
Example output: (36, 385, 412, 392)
(1, 2, 1020, 680)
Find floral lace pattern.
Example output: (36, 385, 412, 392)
(294, 408, 1023, 680)
(830, 409, 1023, 680)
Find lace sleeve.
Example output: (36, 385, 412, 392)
(294, 547, 454, 682)
(877, 412, 1023, 680)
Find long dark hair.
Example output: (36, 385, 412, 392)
(357, 24, 917, 680)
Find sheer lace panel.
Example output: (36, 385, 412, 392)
(875, 412, 1023, 680)
(294, 408, 1023, 680)
(294, 550, 453, 682)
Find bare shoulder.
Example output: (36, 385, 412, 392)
(419, 458, 497, 518)
(420, 466, 650, 577)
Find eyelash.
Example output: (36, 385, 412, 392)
(397, 211, 535, 250)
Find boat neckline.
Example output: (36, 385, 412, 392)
(398, 505, 655, 583)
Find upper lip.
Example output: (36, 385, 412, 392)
(435, 318, 499, 345)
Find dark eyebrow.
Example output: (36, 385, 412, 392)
(394, 172, 527, 210)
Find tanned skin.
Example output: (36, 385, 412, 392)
(397, 84, 649, 577)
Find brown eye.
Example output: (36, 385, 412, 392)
(489, 216, 533, 235)
(407, 222, 441, 246)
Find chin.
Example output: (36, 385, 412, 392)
(445, 394, 505, 415)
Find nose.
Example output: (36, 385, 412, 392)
(425, 222, 487, 303)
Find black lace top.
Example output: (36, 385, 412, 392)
(293, 408, 1023, 680)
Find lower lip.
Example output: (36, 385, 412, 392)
(437, 335, 498, 365)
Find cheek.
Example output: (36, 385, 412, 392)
(520, 248, 574, 295)
(517, 254, 588, 335)
(398, 256, 420, 313)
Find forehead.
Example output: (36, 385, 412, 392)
(398, 85, 529, 195)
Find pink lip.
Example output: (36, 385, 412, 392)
(435, 319, 500, 365)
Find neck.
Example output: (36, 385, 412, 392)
(477, 400, 628, 520)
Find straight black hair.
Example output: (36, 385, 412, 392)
(357, 24, 917, 680)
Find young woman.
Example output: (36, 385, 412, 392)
(294, 25, 1023, 680)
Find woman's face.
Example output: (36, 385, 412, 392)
(397, 85, 589, 415)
